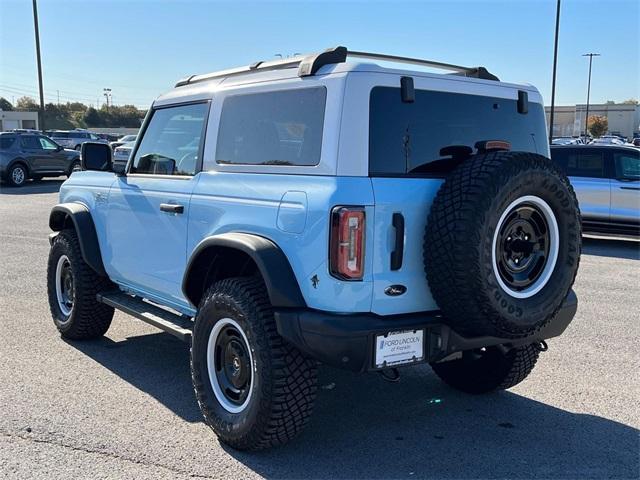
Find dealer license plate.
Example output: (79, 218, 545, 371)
(375, 329, 424, 368)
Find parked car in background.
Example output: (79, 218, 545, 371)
(112, 141, 135, 167)
(110, 134, 137, 150)
(552, 137, 584, 145)
(590, 136, 625, 146)
(0, 132, 81, 187)
(632, 138, 640, 147)
(47, 130, 109, 150)
(550, 145, 640, 235)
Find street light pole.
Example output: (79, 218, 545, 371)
(31, 0, 45, 130)
(548, 0, 561, 142)
(582, 53, 600, 138)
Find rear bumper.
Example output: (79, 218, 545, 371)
(275, 290, 578, 372)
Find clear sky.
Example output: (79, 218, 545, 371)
(1, 0, 638, 109)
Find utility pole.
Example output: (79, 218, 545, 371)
(57, 89, 59, 106)
(548, 0, 561, 142)
(31, 0, 45, 130)
(582, 53, 600, 138)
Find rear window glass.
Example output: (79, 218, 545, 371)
(0, 136, 15, 149)
(369, 87, 548, 175)
(216, 87, 326, 166)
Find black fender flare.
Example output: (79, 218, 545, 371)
(182, 232, 306, 309)
(49, 203, 106, 276)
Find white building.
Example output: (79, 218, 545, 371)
(0, 110, 39, 131)
(545, 103, 640, 139)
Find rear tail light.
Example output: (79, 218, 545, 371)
(330, 206, 365, 280)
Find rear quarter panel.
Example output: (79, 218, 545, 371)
(188, 172, 375, 312)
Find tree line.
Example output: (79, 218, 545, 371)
(0, 96, 146, 129)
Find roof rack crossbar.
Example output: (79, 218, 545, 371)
(347, 50, 499, 81)
(175, 46, 498, 87)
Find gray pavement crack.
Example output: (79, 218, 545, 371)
(1, 430, 218, 479)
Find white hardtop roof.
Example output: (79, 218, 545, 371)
(155, 46, 540, 106)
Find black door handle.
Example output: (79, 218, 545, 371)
(620, 186, 640, 191)
(390, 213, 404, 270)
(160, 203, 184, 214)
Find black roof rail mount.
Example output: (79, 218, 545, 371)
(175, 46, 499, 87)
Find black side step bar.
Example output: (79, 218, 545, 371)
(97, 292, 193, 342)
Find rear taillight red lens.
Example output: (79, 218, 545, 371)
(330, 206, 365, 280)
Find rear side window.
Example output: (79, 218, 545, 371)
(216, 87, 326, 166)
(614, 151, 640, 180)
(131, 102, 209, 176)
(369, 87, 548, 175)
(20, 136, 43, 150)
(566, 151, 605, 178)
(0, 136, 16, 149)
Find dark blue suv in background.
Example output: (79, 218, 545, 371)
(0, 132, 81, 187)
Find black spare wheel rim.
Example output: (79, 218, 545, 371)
(208, 318, 253, 413)
(492, 195, 558, 297)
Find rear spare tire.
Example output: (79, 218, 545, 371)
(424, 151, 581, 338)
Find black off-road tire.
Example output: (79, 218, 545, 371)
(47, 229, 114, 339)
(431, 344, 541, 394)
(424, 151, 581, 339)
(191, 277, 318, 451)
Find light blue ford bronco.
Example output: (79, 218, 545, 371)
(47, 47, 581, 450)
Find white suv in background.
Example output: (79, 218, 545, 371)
(47, 130, 108, 150)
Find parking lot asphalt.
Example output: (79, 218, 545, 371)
(0, 178, 638, 479)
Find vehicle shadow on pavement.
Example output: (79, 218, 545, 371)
(0, 179, 64, 195)
(65, 332, 201, 422)
(67, 332, 638, 479)
(227, 366, 639, 479)
(582, 236, 640, 261)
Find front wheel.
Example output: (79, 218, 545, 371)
(431, 344, 541, 394)
(47, 229, 114, 339)
(190, 277, 318, 451)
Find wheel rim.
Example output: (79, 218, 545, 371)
(207, 318, 254, 413)
(11, 166, 25, 185)
(72, 162, 82, 172)
(491, 195, 559, 299)
(55, 255, 74, 316)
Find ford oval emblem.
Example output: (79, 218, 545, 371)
(384, 284, 407, 296)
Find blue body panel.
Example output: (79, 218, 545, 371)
(188, 172, 375, 313)
(369, 177, 443, 314)
(59, 171, 445, 316)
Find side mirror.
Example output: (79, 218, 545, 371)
(81, 142, 113, 172)
(56, 145, 64, 152)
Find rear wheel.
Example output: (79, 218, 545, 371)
(191, 277, 318, 451)
(431, 344, 541, 394)
(7, 163, 27, 187)
(424, 151, 581, 339)
(68, 160, 81, 177)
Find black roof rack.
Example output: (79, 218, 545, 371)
(175, 46, 499, 87)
